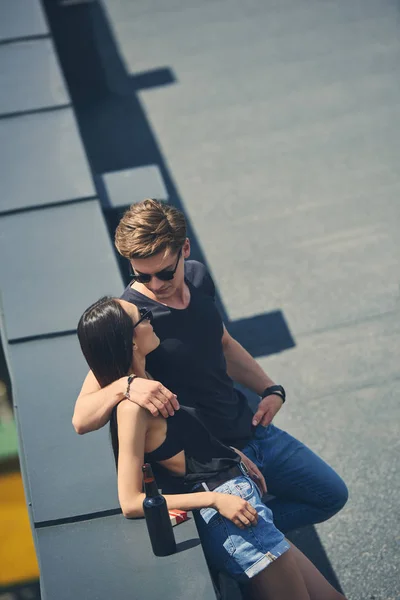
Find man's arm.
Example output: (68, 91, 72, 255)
(72, 371, 126, 434)
(221, 326, 283, 426)
(72, 370, 179, 435)
(222, 326, 274, 394)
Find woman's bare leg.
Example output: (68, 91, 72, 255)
(290, 542, 347, 600)
(249, 547, 310, 600)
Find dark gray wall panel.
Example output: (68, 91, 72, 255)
(0, 0, 48, 42)
(0, 109, 95, 213)
(0, 201, 124, 340)
(37, 514, 216, 600)
(0, 39, 69, 115)
(9, 335, 119, 523)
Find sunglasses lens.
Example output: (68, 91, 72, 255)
(156, 271, 174, 281)
(136, 274, 152, 284)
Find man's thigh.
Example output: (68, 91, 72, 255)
(243, 424, 346, 506)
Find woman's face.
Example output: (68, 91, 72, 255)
(118, 300, 160, 356)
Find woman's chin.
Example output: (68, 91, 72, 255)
(151, 335, 160, 352)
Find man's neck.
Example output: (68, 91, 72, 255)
(131, 280, 190, 310)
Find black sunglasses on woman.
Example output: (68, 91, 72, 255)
(133, 308, 153, 328)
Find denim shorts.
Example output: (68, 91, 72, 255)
(193, 476, 290, 583)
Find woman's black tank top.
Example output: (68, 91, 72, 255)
(144, 406, 240, 489)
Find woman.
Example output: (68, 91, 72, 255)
(77, 296, 346, 600)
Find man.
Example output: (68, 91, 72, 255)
(73, 198, 347, 533)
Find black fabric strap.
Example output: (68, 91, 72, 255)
(194, 464, 244, 492)
(261, 384, 286, 403)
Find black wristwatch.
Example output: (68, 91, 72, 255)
(261, 385, 286, 404)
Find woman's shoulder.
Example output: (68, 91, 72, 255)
(115, 400, 152, 446)
(116, 399, 148, 422)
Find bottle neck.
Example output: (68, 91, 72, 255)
(144, 477, 159, 498)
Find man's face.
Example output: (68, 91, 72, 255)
(129, 239, 190, 300)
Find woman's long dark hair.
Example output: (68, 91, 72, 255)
(77, 296, 134, 466)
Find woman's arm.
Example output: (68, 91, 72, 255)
(72, 371, 180, 435)
(117, 401, 258, 528)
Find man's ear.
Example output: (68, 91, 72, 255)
(183, 237, 191, 259)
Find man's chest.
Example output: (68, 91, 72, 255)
(148, 296, 224, 373)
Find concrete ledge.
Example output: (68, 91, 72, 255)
(36, 514, 216, 600)
(0, 108, 95, 213)
(0, 39, 69, 115)
(0, 0, 48, 43)
(0, 200, 123, 340)
(9, 334, 119, 523)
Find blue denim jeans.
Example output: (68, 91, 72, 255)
(241, 423, 348, 534)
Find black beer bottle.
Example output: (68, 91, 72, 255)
(142, 463, 177, 557)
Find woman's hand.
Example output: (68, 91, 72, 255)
(128, 378, 179, 418)
(213, 492, 258, 529)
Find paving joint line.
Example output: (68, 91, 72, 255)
(0, 33, 50, 46)
(0, 195, 98, 217)
(35, 508, 122, 529)
(0, 103, 72, 121)
(9, 330, 77, 345)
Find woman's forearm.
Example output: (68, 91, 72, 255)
(72, 377, 127, 434)
(123, 491, 217, 519)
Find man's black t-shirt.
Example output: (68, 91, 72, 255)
(120, 260, 255, 449)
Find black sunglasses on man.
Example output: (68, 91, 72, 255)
(129, 248, 182, 284)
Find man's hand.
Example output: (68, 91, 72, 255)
(232, 447, 267, 495)
(252, 395, 283, 428)
(129, 378, 179, 418)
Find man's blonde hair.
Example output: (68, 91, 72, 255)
(115, 198, 187, 259)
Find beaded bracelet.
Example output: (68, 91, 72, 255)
(125, 374, 137, 400)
